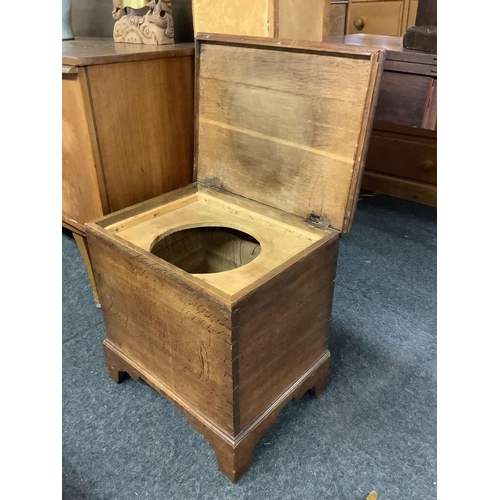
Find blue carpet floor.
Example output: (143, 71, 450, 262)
(62, 193, 437, 500)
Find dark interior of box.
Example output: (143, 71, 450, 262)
(150, 226, 261, 274)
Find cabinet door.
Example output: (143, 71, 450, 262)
(62, 69, 105, 231)
(348, 1, 404, 36)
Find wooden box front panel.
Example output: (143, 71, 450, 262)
(234, 235, 339, 429)
(196, 38, 384, 232)
(87, 56, 194, 213)
(87, 228, 238, 435)
(62, 71, 105, 230)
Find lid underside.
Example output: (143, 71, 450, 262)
(195, 35, 384, 232)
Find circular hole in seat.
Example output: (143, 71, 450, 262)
(150, 226, 262, 274)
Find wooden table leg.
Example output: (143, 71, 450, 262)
(73, 233, 101, 307)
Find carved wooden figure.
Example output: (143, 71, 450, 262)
(112, 0, 174, 45)
(87, 34, 385, 482)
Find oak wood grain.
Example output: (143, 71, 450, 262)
(235, 234, 338, 428)
(195, 39, 385, 232)
(88, 225, 236, 434)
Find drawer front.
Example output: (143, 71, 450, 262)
(348, 1, 403, 36)
(365, 132, 437, 184)
(62, 69, 104, 229)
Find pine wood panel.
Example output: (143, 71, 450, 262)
(87, 56, 194, 212)
(198, 124, 352, 231)
(198, 44, 373, 102)
(198, 77, 364, 159)
(112, 190, 326, 297)
(97, 184, 200, 230)
(196, 40, 385, 231)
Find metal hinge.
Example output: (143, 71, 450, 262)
(306, 213, 331, 230)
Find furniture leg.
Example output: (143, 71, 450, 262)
(74, 233, 100, 307)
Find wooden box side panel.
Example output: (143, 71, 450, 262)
(87, 228, 237, 435)
(62, 72, 105, 229)
(87, 56, 194, 213)
(196, 41, 382, 231)
(234, 235, 339, 430)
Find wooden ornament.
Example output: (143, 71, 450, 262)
(113, 0, 174, 45)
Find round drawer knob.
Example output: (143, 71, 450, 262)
(420, 160, 434, 170)
(353, 17, 366, 30)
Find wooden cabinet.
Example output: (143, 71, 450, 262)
(62, 38, 195, 301)
(329, 34, 437, 205)
(347, 0, 418, 36)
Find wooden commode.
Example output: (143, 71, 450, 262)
(86, 34, 385, 482)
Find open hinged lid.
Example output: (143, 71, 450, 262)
(194, 34, 386, 233)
